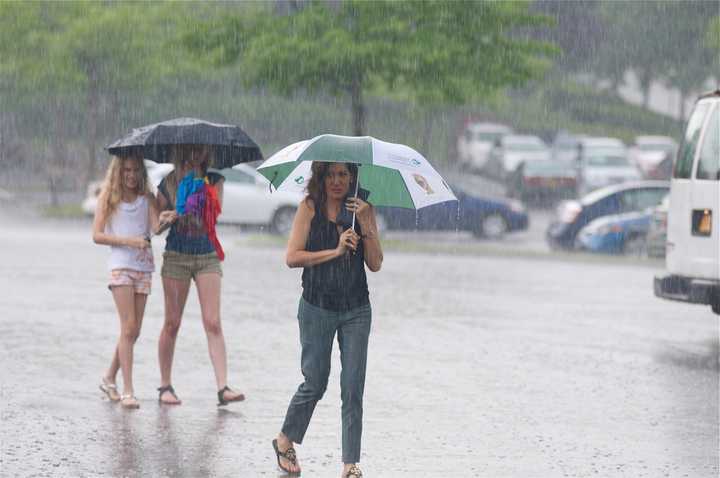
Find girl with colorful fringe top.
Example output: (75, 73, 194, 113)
(154, 144, 245, 407)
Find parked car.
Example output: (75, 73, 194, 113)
(376, 183, 528, 239)
(486, 134, 551, 179)
(81, 161, 302, 235)
(655, 90, 720, 315)
(551, 130, 586, 163)
(456, 122, 513, 173)
(646, 194, 669, 258)
(546, 180, 669, 250)
(506, 158, 577, 206)
(575, 210, 652, 255)
(219, 164, 302, 234)
(81, 160, 172, 216)
(629, 135, 678, 179)
(577, 137, 641, 194)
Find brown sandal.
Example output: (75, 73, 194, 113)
(272, 438, 301, 475)
(343, 464, 363, 478)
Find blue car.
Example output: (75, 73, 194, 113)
(376, 184, 528, 239)
(546, 181, 668, 250)
(575, 211, 652, 254)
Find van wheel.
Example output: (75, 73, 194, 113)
(271, 206, 296, 235)
(711, 293, 720, 315)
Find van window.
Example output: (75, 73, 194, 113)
(674, 102, 711, 179)
(695, 106, 719, 180)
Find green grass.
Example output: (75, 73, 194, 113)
(237, 233, 663, 268)
(41, 204, 85, 218)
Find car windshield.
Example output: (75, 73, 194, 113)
(581, 187, 614, 205)
(586, 154, 629, 167)
(638, 143, 674, 152)
(506, 142, 546, 152)
(475, 132, 506, 142)
(523, 160, 573, 175)
(222, 167, 256, 184)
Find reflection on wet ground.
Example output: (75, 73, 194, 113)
(655, 339, 719, 371)
(1, 216, 717, 477)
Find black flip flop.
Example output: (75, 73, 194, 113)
(157, 385, 181, 405)
(217, 385, 245, 406)
(272, 438, 301, 476)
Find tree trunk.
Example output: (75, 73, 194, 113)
(679, 88, 688, 121)
(639, 69, 652, 110)
(421, 109, 434, 159)
(350, 76, 366, 136)
(48, 102, 68, 207)
(85, 65, 99, 187)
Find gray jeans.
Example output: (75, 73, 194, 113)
(281, 297, 372, 464)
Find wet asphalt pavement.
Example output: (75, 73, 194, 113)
(1, 209, 718, 478)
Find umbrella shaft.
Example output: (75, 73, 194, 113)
(351, 177, 360, 230)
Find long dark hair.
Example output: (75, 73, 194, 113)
(306, 161, 358, 213)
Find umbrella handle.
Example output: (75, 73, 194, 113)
(350, 172, 360, 230)
(269, 171, 278, 193)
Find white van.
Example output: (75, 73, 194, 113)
(654, 90, 720, 314)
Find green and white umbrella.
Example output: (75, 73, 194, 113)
(257, 134, 457, 210)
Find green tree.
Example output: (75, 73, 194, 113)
(382, 1, 555, 154)
(186, 0, 554, 143)
(597, 0, 717, 112)
(0, 2, 193, 193)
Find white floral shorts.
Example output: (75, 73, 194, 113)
(108, 269, 152, 295)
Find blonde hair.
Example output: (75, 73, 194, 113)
(161, 145, 213, 207)
(99, 154, 150, 218)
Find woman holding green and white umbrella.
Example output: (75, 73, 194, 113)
(264, 135, 455, 477)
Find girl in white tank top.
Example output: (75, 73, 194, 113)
(92, 152, 176, 409)
(105, 194, 155, 272)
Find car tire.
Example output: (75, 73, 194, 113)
(271, 206, 297, 236)
(474, 213, 508, 239)
(623, 234, 648, 257)
(374, 212, 388, 234)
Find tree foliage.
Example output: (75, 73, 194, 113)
(0, 1, 196, 185)
(185, 0, 555, 137)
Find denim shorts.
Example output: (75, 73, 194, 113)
(161, 250, 222, 281)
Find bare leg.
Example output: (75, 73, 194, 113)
(158, 276, 191, 404)
(105, 346, 120, 384)
(110, 286, 144, 397)
(106, 291, 147, 383)
(195, 272, 241, 401)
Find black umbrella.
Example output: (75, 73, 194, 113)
(106, 117, 263, 169)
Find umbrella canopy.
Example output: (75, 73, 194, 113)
(257, 134, 456, 209)
(106, 117, 263, 169)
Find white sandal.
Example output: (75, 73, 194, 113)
(99, 378, 120, 402)
(120, 394, 140, 409)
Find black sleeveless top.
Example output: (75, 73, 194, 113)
(301, 202, 370, 311)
